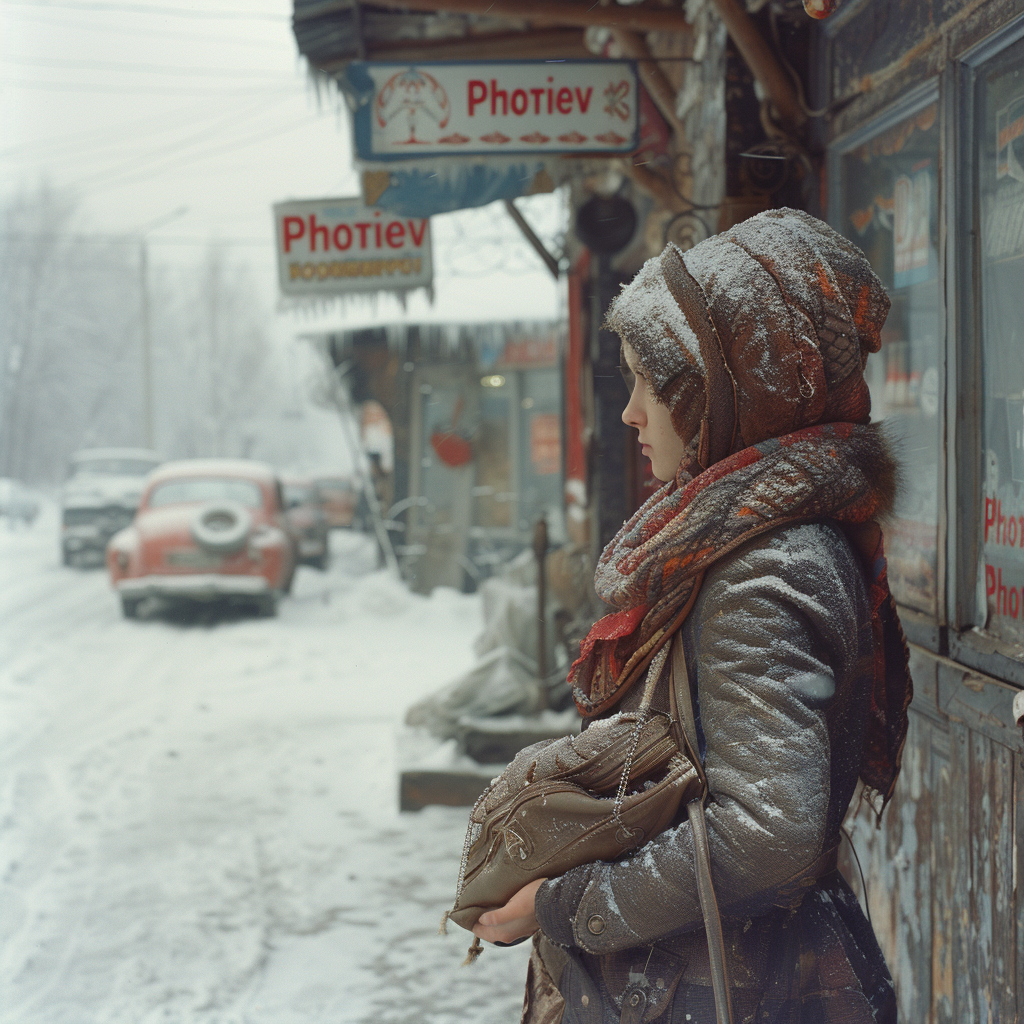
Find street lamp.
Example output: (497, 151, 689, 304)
(134, 206, 188, 449)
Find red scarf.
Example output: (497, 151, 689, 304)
(569, 421, 912, 809)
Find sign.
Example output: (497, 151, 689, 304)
(345, 60, 639, 160)
(272, 197, 431, 297)
(530, 414, 561, 476)
(893, 166, 931, 288)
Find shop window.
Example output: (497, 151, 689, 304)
(975, 35, 1024, 645)
(832, 96, 942, 617)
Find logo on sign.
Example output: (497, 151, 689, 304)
(374, 67, 451, 145)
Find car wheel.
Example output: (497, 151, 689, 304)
(121, 596, 141, 619)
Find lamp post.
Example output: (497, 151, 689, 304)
(134, 207, 187, 449)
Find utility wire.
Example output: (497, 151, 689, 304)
(80, 110, 331, 196)
(5, 6, 292, 49)
(0, 0, 287, 20)
(1, 54, 302, 79)
(0, 77, 297, 94)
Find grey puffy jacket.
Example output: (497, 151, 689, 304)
(533, 522, 896, 1024)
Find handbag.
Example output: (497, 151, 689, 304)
(443, 632, 736, 1024)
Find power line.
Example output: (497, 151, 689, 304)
(1, 54, 302, 79)
(0, 0, 287, 20)
(81, 110, 332, 196)
(5, 6, 292, 49)
(0, 77, 297, 94)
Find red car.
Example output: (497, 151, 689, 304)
(107, 459, 296, 618)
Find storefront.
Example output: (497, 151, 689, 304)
(821, 3, 1024, 1018)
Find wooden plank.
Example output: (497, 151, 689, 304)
(938, 663, 1021, 749)
(949, 720, 975, 1024)
(930, 720, 954, 1024)
(1016, 754, 1024, 1022)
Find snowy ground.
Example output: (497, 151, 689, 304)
(0, 508, 531, 1023)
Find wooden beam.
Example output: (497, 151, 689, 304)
(313, 28, 589, 71)
(709, 0, 806, 129)
(610, 29, 685, 138)
(301, 0, 691, 34)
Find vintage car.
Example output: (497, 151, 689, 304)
(107, 459, 296, 618)
(312, 474, 357, 529)
(61, 447, 163, 565)
(281, 475, 330, 571)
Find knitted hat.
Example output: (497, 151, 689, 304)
(605, 207, 890, 469)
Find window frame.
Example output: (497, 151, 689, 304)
(947, 12, 1024, 685)
(827, 79, 946, 654)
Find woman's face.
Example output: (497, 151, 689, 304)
(620, 342, 692, 482)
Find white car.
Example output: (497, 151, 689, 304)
(61, 448, 162, 566)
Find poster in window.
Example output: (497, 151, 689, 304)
(996, 94, 1024, 181)
(530, 414, 560, 476)
(893, 167, 931, 288)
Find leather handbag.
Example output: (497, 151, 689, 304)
(443, 633, 735, 1024)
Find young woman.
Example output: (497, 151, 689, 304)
(472, 208, 912, 1024)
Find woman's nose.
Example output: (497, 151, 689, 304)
(622, 391, 645, 428)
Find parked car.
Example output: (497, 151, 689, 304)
(106, 459, 296, 618)
(281, 475, 330, 571)
(0, 478, 41, 526)
(312, 474, 357, 529)
(61, 447, 162, 565)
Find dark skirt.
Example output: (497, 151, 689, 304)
(530, 873, 896, 1024)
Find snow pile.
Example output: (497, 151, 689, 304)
(0, 520, 531, 1023)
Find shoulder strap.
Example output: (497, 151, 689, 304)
(669, 632, 734, 1024)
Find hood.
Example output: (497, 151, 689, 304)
(605, 207, 890, 471)
(62, 475, 146, 508)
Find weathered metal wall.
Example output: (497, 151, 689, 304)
(840, 644, 1022, 1020)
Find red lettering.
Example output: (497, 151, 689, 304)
(385, 221, 405, 248)
(332, 224, 352, 250)
(283, 216, 304, 253)
(998, 567, 1009, 614)
(1010, 515, 1019, 547)
(511, 88, 528, 115)
(575, 86, 593, 113)
(1011, 586, 1020, 619)
(998, 499, 1006, 544)
(309, 214, 329, 252)
(985, 496, 996, 542)
(986, 563, 996, 597)
(407, 219, 427, 246)
(556, 87, 572, 115)
(355, 222, 372, 248)
(374, 222, 382, 247)
(547, 87, 553, 114)
(468, 79, 487, 116)
(491, 79, 507, 116)
(529, 87, 545, 114)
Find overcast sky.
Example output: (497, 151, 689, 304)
(0, 0, 564, 329)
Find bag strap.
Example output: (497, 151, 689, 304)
(670, 634, 734, 1024)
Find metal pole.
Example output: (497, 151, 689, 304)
(140, 239, 154, 449)
(533, 515, 549, 707)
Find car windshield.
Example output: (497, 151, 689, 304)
(74, 458, 159, 477)
(148, 478, 263, 509)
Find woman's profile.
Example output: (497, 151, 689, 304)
(470, 207, 913, 1024)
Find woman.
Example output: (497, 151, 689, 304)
(472, 208, 912, 1023)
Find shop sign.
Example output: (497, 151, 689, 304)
(272, 197, 431, 297)
(530, 413, 561, 476)
(345, 60, 639, 160)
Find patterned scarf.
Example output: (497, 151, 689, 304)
(568, 421, 912, 810)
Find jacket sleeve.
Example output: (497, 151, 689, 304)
(534, 523, 867, 954)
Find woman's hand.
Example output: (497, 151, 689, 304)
(472, 878, 547, 945)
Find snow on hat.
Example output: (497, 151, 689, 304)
(606, 207, 890, 468)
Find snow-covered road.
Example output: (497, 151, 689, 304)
(0, 511, 531, 1023)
